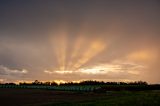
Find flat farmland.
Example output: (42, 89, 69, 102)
(0, 88, 160, 106)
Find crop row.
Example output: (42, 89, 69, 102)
(0, 85, 101, 91)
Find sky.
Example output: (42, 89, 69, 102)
(0, 0, 160, 83)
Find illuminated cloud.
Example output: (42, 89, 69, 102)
(44, 70, 55, 74)
(44, 61, 145, 81)
(44, 70, 73, 74)
(127, 50, 157, 62)
(54, 70, 73, 74)
(77, 61, 145, 75)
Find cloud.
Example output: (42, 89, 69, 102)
(0, 65, 28, 75)
(0, 65, 29, 83)
(43, 61, 144, 82)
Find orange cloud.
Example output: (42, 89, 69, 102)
(127, 50, 157, 63)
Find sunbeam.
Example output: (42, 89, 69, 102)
(51, 34, 107, 72)
(52, 32, 68, 71)
(71, 39, 107, 70)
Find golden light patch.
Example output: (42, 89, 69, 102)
(54, 80, 66, 84)
(51, 33, 68, 71)
(71, 40, 107, 70)
(50, 34, 107, 73)
(79, 69, 106, 74)
(44, 70, 55, 74)
(55, 70, 73, 74)
(66, 36, 87, 70)
(78, 64, 122, 74)
(127, 50, 154, 62)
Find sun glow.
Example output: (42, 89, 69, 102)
(127, 50, 157, 62)
(72, 40, 106, 70)
(50, 34, 107, 73)
(78, 64, 121, 74)
(44, 61, 145, 77)
(55, 70, 73, 74)
(79, 68, 106, 74)
(51, 29, 68, 71)
(49, 30, 148, 76)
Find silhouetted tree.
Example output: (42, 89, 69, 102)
(51, 81, 58, 86)
(32, 80, 42, 85)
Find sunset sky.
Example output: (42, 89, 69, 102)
(0, 0, 160, 83)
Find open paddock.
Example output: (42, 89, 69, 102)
(0, 88, 160, 106)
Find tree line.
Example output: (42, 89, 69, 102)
(1, 80, 160, 91)
(0, 80, 148, 86)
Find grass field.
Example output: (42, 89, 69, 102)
(0, 88, 160, 106)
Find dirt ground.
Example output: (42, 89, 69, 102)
(0, 88, 108, 106)
(1, 88, 160, 106)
